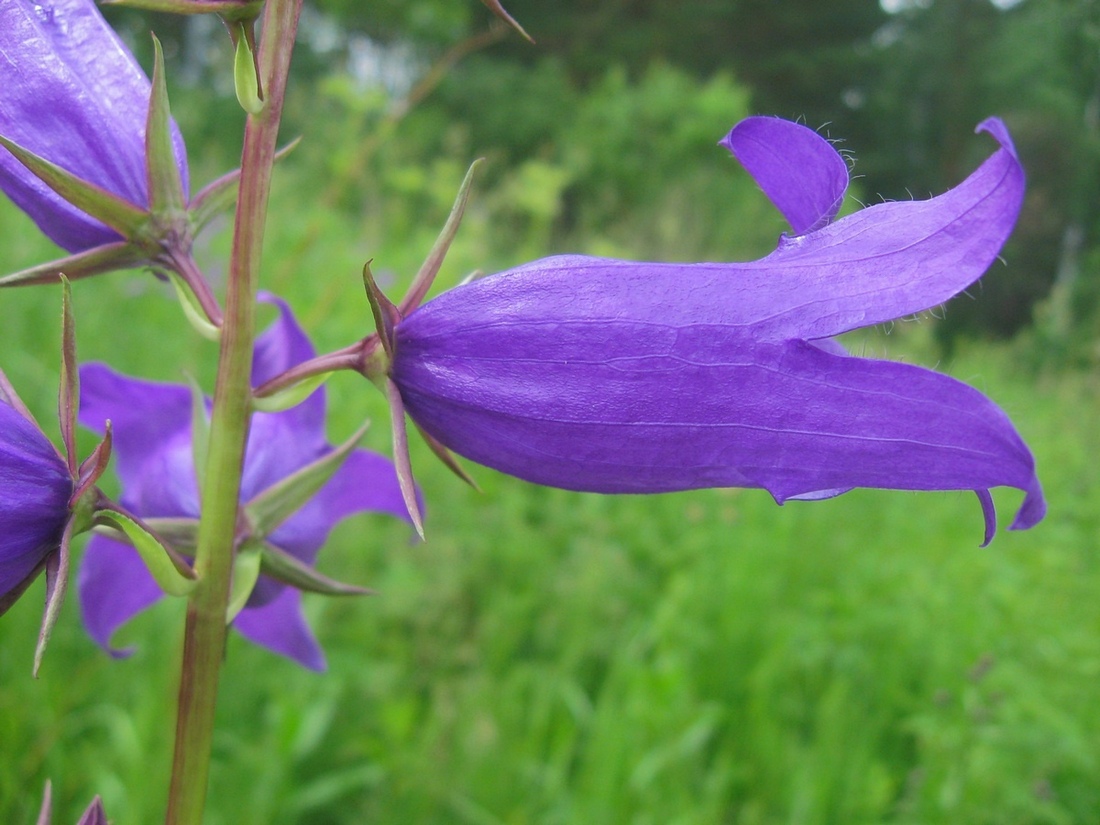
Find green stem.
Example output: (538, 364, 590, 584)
(164, 3, 303, 823)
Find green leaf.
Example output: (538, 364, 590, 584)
(243, 421, 370, 539)
(0, 135, 147, 238)
(94, 509, 197, 597)
(227, 543, 263, 623)
(259, 541, 373, 597)
(146, 35, 187, 214)
(252, 371, 331, 413)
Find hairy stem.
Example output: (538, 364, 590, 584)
(164, 3, 303, 823)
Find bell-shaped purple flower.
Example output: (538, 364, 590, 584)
(0, 400, 72, 606)
(388, 116, 1044, 542)
(78, 297, 410, 670)
(0, 0, 189, 252)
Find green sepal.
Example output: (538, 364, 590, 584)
(412, 420, 480, 491)
(233, 22, 265, 115)
(188, 139, 300, 233)
(94, 516, 201, 554)
(102, 0, 263, 16)
(0, 135, 147, 238)
(33, 519, 74, 677)
(479, 0, 534, 42)
(146, 36, 187, 214)
(0, 242, 146, 287)
(362, 262, 400, 358)
(227, 542, 263, 623)
(243, 421, 369, 539)
(259, 541, 373, 597)
(252, 371, 331, 413)
(167, 270, 222, 341)
(401, 159, 483, 314)
(384, 378, 424, 539)
(58, 277, 78, 476)
(93, 509, 197, 596)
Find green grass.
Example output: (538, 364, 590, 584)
(0, 182, 1098, 825)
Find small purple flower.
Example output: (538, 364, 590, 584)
(78, 297, 410, 670)
(0, 0, 189, 252)
(388, 116, 1044, 541)
(0, 399, 72, 606)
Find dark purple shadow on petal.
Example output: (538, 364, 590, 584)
(78, 535, 163, 657)
(233, 585, 325, 671)
(721, 116, 849, 235)
(0, 402, 71, 596)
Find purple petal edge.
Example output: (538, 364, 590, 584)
(721, 116, 849, 235)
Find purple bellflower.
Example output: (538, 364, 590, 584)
(78, 296, 411, 670)
(384, 116, 1044, 542)
(0, 396, 72, 608)
(0, 0, 189, 253)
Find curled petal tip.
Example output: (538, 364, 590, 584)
(976, 116, 1018, 159)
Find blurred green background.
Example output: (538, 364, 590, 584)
(2, 0, 1100, 822)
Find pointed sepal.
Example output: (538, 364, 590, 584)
(146, 36, 187, 214)
(188, 139, 300, 233)
(227, 542, 263, 623)
(413, 421, 480, 491)
(102, 0, 262, 13)
(400, 159, 484, 314)
(259, 540, 374, 597)
(58, 277, 78, 476)
(243, 422, 369, 538)
(0, 242, 146, 287)
(72, 423, 113, 507)
(33, 519, 74, 677)
(363, 262, 400, 359)
(0, 135, 147, 238)
(479, 0, 534, 42)
(94, 516, 201, 554)
(92, 508, 197, 596)
(35, 781, 51, 825)
(384, 378, 424, 538)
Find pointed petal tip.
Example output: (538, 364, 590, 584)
(976, 489, 997, 547)
(1009, 480, 1046, 532)
(976, 117, 1018, 159)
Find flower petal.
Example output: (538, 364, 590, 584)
(79, 363, 199, 517)
(78, 535, 163, 657)
(232, 585, 326, 671)
(0, 402, 70, 596)
(394, 304, 1043, 538)
(267, 448, 413, 560)
(752, 117, 1025, 341)
(0, 0, 188, 251)
(720, 116, 848, 234)
(253, 293, 325, 433)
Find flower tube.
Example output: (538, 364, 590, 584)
(386, 117, 1044, 541)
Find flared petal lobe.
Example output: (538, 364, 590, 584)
(720, 116, 849, 235)
(0, 0, 189, 252)
(0, 402, 72, 598)
(77, 297, 411, 667)
(391, 117, 1042, 539)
